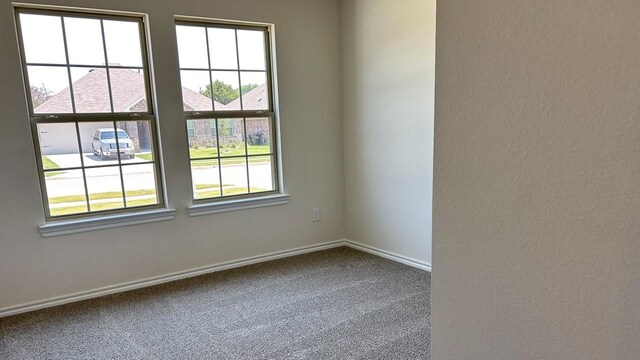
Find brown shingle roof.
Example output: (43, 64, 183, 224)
(35, 68, 227, 113)
(35, 68, 268, 114)
(225, 83, 268, 110)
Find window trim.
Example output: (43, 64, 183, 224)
(14, 5, 167, 222)
(175, 17, 284, 205)
(187, 194, 289, 217)
(174, 19, 276, 116)
(39, 208, 176, 237)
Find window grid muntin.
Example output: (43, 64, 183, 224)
(16, 7, 164, 220)
(178, 19, 278, 202)
(233, 29, 244, 112)
(36, 119, 162, 219)
(18, 8, 153, 117)
(187, 115, 278, 202)
(176, 20, 274, 114)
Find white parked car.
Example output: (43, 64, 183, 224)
(92, 128, 135, 160)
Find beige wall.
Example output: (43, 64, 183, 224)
(433, 1, 640, 358)
(342, 0, 436, 264)
(0, 0, 344, 309)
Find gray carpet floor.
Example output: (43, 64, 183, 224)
(0, 247, 431, 359)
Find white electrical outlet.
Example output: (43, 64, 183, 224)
(312, 208, 321, 222)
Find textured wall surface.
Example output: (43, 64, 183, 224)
(0, 0, 344, 309)
(433, 1, 640, 359)
(342, 0, 436, 264)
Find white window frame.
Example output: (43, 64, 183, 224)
(14, 4, 173, 232)
(175, 16, 288, 216)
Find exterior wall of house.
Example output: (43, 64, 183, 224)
(38, 122, 147, 155)
(189, 119, 271, 148)
(37, 122, 81, 155)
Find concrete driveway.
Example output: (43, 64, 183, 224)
(47, 153, 148, 168)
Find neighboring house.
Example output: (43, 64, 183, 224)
(36, 68, 269, 155)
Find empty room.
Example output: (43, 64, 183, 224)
(1, 0, 434, 358)
(1, 0, 639, 359)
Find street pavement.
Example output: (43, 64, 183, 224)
(44, 153, 273, 198)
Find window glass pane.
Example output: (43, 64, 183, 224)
(79, 121, 118, 167)
(211, 71, 240, 110)
(209, 119, 217, 137)
(220, 158, 248, 196)
(28, 66, 72, 114)
(45, 169, 88, 216)
(240, 72, 268, 110)
(208, 27, 237, 70)
(248, 156, 275, 193)
(218, 118, 245, 157)
(19, 13, 66, 64)
(237, 29, 266, 70)
(176, 25, 209, 69)
(191, 159, 221, 199)
(180, 70, 213, 111)
(116, 120, 154, 162)
(64, 17, 105, 66)
(17, 10, 162, 219)
(110, 68, 147, 112)
(37, 123, 82, 170)
(187, 119, 218, 158)
(85, 166, 124, 211)
(175, 22, 276, 202)
(122, 163, 158, 208)
(103, 20, 142, 67)
(245, 117, 272, 155)
(71, 67, 111, 113)
(187, 120, 195, 139)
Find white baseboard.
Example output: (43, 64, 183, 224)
(344, 239, 432, 272)
(0, 238, 430, 318)
(0, 240, 345, 318)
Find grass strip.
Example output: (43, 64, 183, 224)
(49, 189, 156, 204)
(42, 156, 60, 170)
(50, 197, 158, 216)
(195, 187, 268, 199)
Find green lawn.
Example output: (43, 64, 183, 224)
(190, 145, 271, 159)
(50, 197, 157, 217)
(136, 145, 271, 164)
(195, 183, 234, 190)
(48, 189, 157, 204)
(136, 153, 153, 161)
(191, 156, 272, 167)
(42, 156, 60, 169)
(195, 187, 268, 199)
(42, 156, 66, 177)
(50, 186, 269, 215)
(189, 148, 218, 158)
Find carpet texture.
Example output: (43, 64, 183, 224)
(0, 247, 431, 359)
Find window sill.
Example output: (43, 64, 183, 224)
(188, 193, 290, 217)
(39, 208, 177, 238)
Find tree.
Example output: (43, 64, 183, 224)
(241, 83, 259, 95)
(31, 84, 52, 108)
(200, 81, 259, 105)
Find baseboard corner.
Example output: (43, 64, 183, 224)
(343, 239, 431, 272)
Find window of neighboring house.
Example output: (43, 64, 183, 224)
(187, 120, 196, 139)
(175, 19, 279, 201)
(15, 7, 164, 220)
(208, 119, 216, 137)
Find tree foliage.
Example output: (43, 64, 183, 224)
(241, 84, 259, 95)
(200, 81, 259, 105)
(31, 85, 52, 108)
